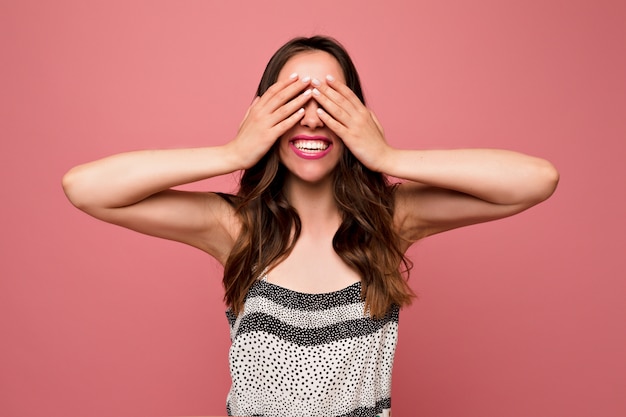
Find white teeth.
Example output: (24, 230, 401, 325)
(293, 140, 329, 151)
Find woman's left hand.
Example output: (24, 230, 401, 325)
(312, 76, 392, 172)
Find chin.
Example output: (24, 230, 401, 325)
(280, 161, 339, 183)
(279, 152, 340, 183)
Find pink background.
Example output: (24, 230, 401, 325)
(2, 1, 625, 416)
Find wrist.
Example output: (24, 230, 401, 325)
(374, 146, 400, 174)
(222, 141, 256, 171)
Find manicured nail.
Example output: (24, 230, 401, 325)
(298, 108, 304, 114)
(289, 72, 298, 80)
(326, 74, 335, 82)
(301, 76, 311, 83)
(316, 108, 324, 115)
(303, 89, 312, 96)
(312, 78, 321, 87)
(312, 88, 321, 96)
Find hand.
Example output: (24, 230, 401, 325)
(311, 76, 392, 172)
(232, 74, 313, 169)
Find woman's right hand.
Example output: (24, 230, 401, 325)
(230, 73, 312, 169)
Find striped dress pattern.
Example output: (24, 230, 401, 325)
(225, 273, 398, 417)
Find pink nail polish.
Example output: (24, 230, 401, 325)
(289, 72, 298, 80)
(312, 78, 321, 87)
(326, 75, 335, 82)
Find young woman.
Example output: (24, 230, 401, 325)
(62, 36, 559, 417)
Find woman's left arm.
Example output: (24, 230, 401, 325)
(380, 148, 559, 240)
(312, 76, 559, 241)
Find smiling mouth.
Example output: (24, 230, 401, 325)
(289, 136, 332, 160)
(292, 139, 330, 152)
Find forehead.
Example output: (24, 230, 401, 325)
(278, 50, 346, 83)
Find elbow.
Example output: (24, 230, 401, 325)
(62, 166, 91, 210)
(529, 158, 560, 204)
(540, 159, 560, 200)
(62, 167, 80, 207)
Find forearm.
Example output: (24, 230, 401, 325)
(381, 148, 559, 205)
(62, 144, 243, 209)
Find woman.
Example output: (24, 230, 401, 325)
(62, 36, 559, 417)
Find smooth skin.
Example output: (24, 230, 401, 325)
(63, 50, 559, 294)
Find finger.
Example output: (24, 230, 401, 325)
(238, 96, 261, 130)
(320, 75, 363, 109)
(311, 86, 352, 127)
(246, 96, 261, 115)
(273, 107, 306, 137)
(260, 73, 299, 101)
(311, 77, 365, 126)
(315, 107, 348, 138)
(270, 87, 313, 127)
(262, 74, 311, 112)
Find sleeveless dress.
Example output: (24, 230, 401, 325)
(225, 270, 398, 417)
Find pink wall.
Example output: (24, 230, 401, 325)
(2, 1, 625, 416)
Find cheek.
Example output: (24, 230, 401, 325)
(334, 138, 345, 155)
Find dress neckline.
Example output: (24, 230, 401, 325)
(257, 267, 361, 296)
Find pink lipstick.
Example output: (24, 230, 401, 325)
(289, 135, 333, 160)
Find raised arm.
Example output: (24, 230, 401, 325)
(62, 74, 313, 261)
(62, 146, 246, 262)
(381, 148, 559, 240)
(310, 75, 559, 243)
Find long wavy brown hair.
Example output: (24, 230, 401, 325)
(222, 36, 415, 318)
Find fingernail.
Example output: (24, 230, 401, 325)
(312, 78, 321, 87)
(312, 88, 321, 96)
(301, 76, 311, 83)
(298, 108, 304, 114)
(289, 72, 298, 80)
(303, 89, 312, 96)
(316, 108, 324, 114)
(326, 74, 335, 82)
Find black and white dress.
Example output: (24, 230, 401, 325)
(225, 269, 398, 417)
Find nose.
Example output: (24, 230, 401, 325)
(299, 99, 324, 129)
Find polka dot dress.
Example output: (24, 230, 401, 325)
(225, 271, 398, 417)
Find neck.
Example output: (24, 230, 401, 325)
(284, 175, 341, 233)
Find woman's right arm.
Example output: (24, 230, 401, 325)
(62, 146, 246, 262)
(62, 74, 312, 263)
